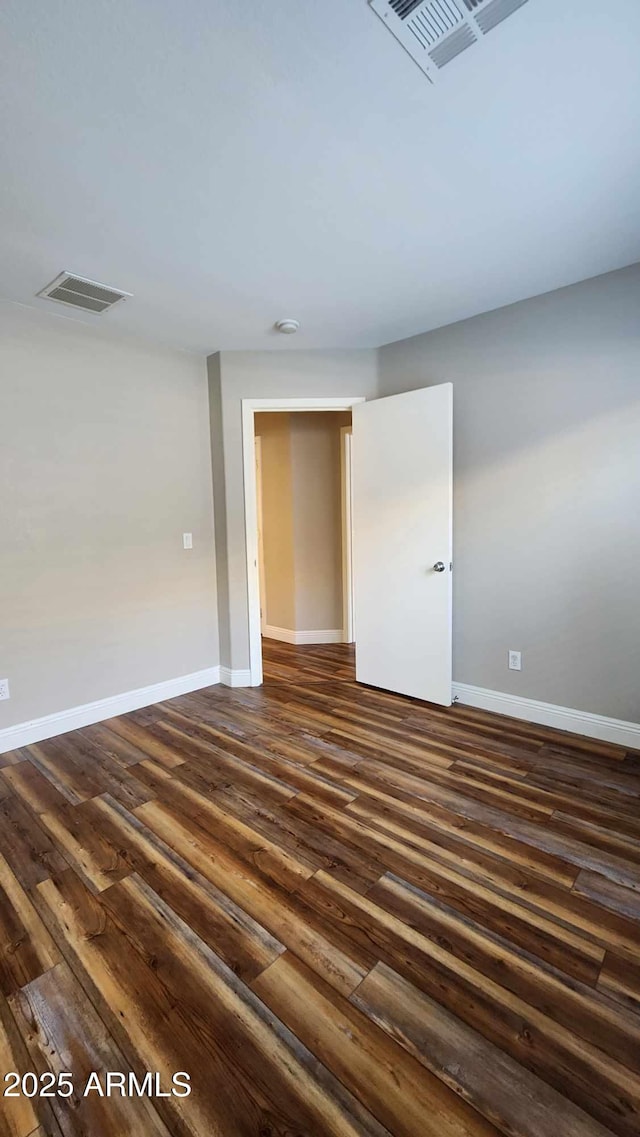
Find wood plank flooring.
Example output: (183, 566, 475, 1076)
(1, 639, 639, 1136)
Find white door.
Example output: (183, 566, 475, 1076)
(352, 384, 453, 706)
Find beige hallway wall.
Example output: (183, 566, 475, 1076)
(254, 411, 350, 635)
(254, 413, 295, 630)
(1, 303, 219, 730)
(290, 412, 350, 632)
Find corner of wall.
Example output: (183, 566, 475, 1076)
(207, 352, 230, 670)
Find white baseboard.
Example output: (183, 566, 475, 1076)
(262, 625, 344, 645)
(219, 666, 253, 688)
(0, 666, 221, 756)
(5, 665, 633, 759)
(452, 682, 640, 750)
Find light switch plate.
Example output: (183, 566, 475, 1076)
(183, 533, 193, 550)
(0, 678, 10, 700)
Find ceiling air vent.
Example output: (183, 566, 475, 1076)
(37, 272, 132, 314)
(369, 0, 529, 82)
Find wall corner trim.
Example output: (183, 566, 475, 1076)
(262, 626, 345, 646)
(219, 666, 253, 687)
(0, 666, 221, 755)
(452, 682, 640, 750)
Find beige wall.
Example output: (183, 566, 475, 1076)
(254, 413, 295, 630)
(1, 303, 218, 729)
(208, 349, 379, 672)
(378, 263, 640, 723)
(255, 412, 350, 634)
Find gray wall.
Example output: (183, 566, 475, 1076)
(207, 352, 230, 667)
(1, 303, 218, 728)
(210, 350, 378, 672)
(378, 264, 640, 722)
(10, 265, 637, 734)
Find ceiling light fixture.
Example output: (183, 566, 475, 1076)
(275, 319, 300, 335)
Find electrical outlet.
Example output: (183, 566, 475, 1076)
(183, 533, 193, 550)
(0, 678, 10, 700)
(508, 650, 522, 672)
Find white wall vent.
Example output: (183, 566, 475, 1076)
(370, 0, 529, 82)
(37, 272, 132, 313)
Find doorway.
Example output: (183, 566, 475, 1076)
(242, 386, 453, 704)
(254, 410, 353, 650)
(242, 397, 365, 686)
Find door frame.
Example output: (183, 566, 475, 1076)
(242, 397, 366, 686)
(340, 426, 354, 643)
(254, 435, 267, 634)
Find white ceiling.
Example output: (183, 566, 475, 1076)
(1, 0, 639, 354)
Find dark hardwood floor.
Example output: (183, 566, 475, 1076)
(1, 640, 640, 1137)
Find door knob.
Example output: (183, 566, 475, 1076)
(433, 561, 446, 573)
